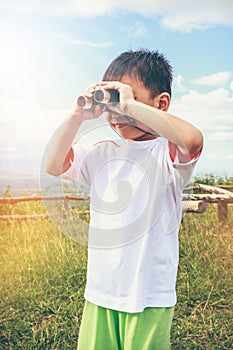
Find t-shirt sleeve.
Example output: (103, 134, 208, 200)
(60, 142, 91, 187)
(168, 141, 202, 186)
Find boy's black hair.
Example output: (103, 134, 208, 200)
(102, 49, 173, 98)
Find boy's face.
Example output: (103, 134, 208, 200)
(105, 74, 161, 141)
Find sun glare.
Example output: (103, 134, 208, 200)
(0, 26, 39, 97)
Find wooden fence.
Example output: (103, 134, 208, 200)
(0, 184, 232, 222)
(0, 195, 89, 221)
(182, 184, 233, 222)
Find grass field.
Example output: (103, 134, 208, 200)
(0, 200, 232, 349)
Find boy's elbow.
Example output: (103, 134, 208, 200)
(45, 161, 62, 177)
(46, 157, 71, 176)
(189, 129, 204, 154)
(46, 166, 60, 177)
(46, 169, 61, 177)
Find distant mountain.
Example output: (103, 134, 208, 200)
(0, 171, 89, 197)
(0, 172, 40, 196)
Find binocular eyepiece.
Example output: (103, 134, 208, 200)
(77, 88, 119, 109)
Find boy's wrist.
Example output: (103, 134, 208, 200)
(69, 110, 85, 123)
(124, 100, 144, 120)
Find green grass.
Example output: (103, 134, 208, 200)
(0, 214, 87, 350)
(0, 202, 232, 349)
(174, 206, 233, 349)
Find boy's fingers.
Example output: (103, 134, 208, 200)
(94, 104, 104, 116)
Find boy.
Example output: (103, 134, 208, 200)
(46, 49, 203, 349)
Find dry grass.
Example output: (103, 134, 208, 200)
(0, 201, 232, 349)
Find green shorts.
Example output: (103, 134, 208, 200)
(77, 300, 174, 350)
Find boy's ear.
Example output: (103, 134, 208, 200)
(154, 92, 170, 111)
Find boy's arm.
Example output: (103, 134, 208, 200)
(128, 101, 203, 161)
(99, 81, 203, 160)
(45, 104, 103, 176)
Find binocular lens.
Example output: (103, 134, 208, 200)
(77, 95, 92, 109)
(94, 89, 106, 103)
(94, 89, 119, 104)
(77, 96, 87, 108)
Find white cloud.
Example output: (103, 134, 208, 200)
(62, 36, 117, 48)
(182, 78, 233, 157)
(173, 75, 188, 93)
(225, 153, 233, 160)
(0, 0, 233, 32)
(156, 1, 233, 32)
(193, 72, 232, 87)
(0, 0, 41, 14)
(132, 22, 148, 37)
(171, 87, 233, 131)
(205, 152, 218, 161)
(120, 22, 148, 37)
(209, 131, 233, 141)
(0, 0, 115, 17)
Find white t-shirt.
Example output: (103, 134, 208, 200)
(62, 137, 200, 312)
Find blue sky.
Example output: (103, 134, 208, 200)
(0, 0, 233, 178)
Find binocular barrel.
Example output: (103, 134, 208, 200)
(76, 95, 93, 109)
(77, 88, 119, 109)
(94, 89, 119, 104)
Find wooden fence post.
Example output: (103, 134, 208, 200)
(64, 197, 69, 210)
(217, 200, 228, 222)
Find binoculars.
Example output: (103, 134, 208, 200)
(77, 88, 119, 109)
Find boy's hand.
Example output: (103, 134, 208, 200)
(96, 81, 135, 115)
(72, 86, 105, 121)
